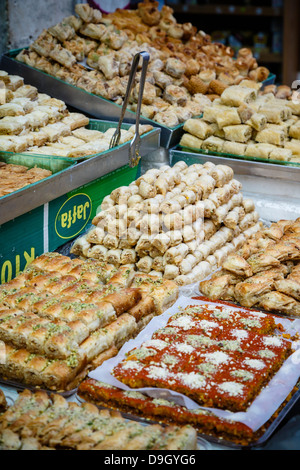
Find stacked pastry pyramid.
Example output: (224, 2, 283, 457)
(71, 161, 261, 285)
(180, 81, 300, 164)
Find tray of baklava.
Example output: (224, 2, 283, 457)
(0, 68, 157, 161)
(177, 82, 300, 167)
(0, 252, 179, 395)
(76, 293, 300, 449)
(1, 1, 275, 148)
(198, 217, 300, 320)
(0, 388, 198, 450)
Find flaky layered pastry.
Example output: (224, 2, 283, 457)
(0, 389, 197, 450)
(0, 252, 178, 391)
(200, 217, 300, 318)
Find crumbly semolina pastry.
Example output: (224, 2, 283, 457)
(72, 161, 260, 285)
(76, 378, 254, 446)
(199, 217, 300, 318)
(13, 1, 272, 127)
(109, 302, 293, 436)
(0, 389, 197, 450)
(0, 252, 178, 391)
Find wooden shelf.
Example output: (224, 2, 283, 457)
(171, 4, 283, 17)
(170, 0, 299, 85)
(255, 53, 283, 64)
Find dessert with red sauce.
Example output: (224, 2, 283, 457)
(112, 304, 292, 413)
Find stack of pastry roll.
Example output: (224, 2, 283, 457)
(71, 160, 261, 286)
(0, 69, 153, 158)
(0, 252, 178, 391)
(180, 81, 300, 164)
(199, 217, 300, 318)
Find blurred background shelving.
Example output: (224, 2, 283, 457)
(166, 0, 300, 86)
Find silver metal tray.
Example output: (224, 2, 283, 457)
(0, 121, 160, 225)
(0, 377, 77, 398)
(76, 384, 300, 450)
(170, 148, 300, 223)
(1, 50, 183, 149)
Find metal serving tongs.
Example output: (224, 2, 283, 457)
(109, 51, 150, 168)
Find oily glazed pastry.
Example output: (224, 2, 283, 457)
(200, 217, 300, 318)
(0, 252, 178, 391)
(0, 163, 52, 198)
(0, 389, 197, 450)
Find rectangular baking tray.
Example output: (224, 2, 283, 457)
(0, 149, 75, 172)
(0, 119, 160, 225)
(77, 384, 300, 449)
(1, 49, 183, 149)
(0, 377, 77, 398)
(177, 144, 300, 168)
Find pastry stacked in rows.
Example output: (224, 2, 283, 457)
(0, 70, 149, 158)
(0, 163, 52, 198)
(0, 252, 178, 391)
(71, 160, 261, 286)
(0, 389, 197, 450)
(15, 1, 270, 128)
(200, 217, 300, 318)
(79, 302, 294, 445)
(180, 81, 300, 164)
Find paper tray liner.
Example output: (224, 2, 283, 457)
(84, 296, 300, 446)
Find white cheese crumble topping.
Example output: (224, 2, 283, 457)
(186, 335, 215, 347)
(231, 329, 249, 340)
(198, 319, 219, 331)
(162, 354, 179, 366)
(244, 358, 266, 370)
(204, 351, 230, 365)
(174, 343, 195, 354)
(122, 360, 142, 371)
(147, 366, 170, 380)
(143, 339, 168, 350)
(177, 372, 206, 389)
(169, 316, 195, 330)
(262, 336, 282, 347)
(152, 398, 176, 407)
(230, 369, 254, 382)
(218, 381, 244, 396)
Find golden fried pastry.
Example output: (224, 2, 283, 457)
(163, 84, 187, 106)
(186, 76, 208, 95)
